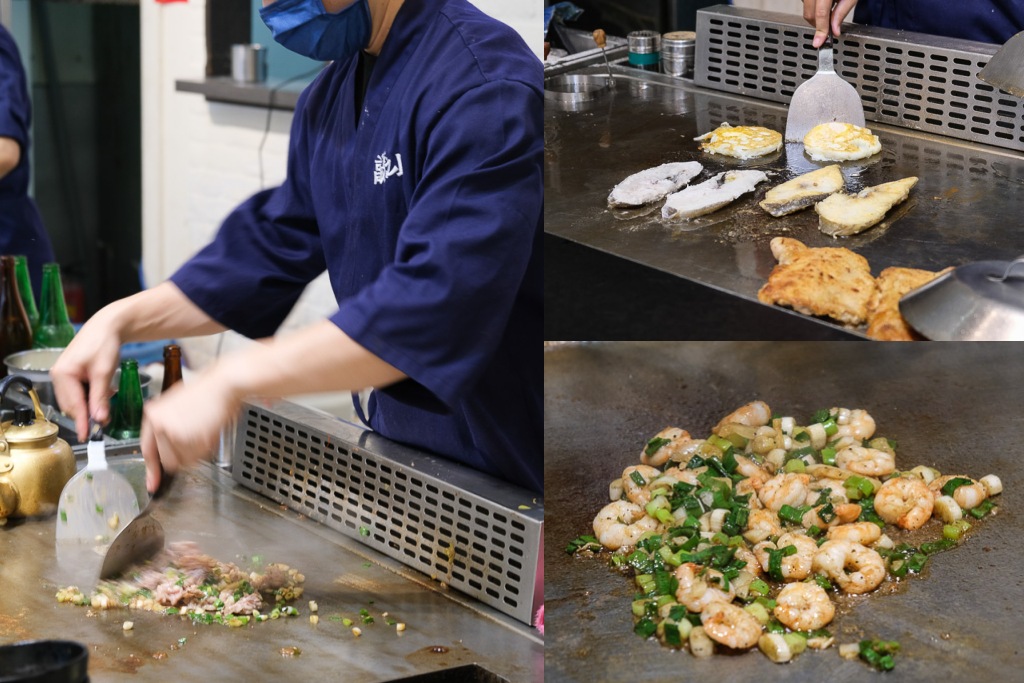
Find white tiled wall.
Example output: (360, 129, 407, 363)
(140, 1, 541, 417)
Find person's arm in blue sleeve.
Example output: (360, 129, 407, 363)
(0, 28, 28, 179)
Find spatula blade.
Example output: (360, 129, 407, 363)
(978, 31, 1024, 99)
(99, 512, 165, 580)
(56, 471, 140, 542)
(785, 44, 865, 142)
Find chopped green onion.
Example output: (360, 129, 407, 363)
(810, 409, 831, 424)
(820, 447, 837, 466)
(59, 510, 67, 523)
(940, 477, 973, 497)
(920, 539, 956, 555)
(859, 639, 899, 671)
(820, 418, 838, 436)
(784, 459, 806, 474)
(749, 579, 770, 596)
(663, 621, 683, 647)
(644, 437, 672, 458)
(813, 574, 833, 591)
(565, 535, 602, 554)
(968, 499, 996, 519)
(630, 470, 647, 487)
(778, 504, 809, 526)
(845, 476, 874, 500)
(634, 617, 657, 639)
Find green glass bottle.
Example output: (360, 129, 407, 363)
(0, 255, 33, 372)
(13, 255, 39, 331)
(109, 358, 144, 440)
(34, 263, 76, 348)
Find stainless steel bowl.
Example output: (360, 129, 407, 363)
(544, 74, 610, 104)
(4, 348, 153, 412)
(900, 257, 1024, 340)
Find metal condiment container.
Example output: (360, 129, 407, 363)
(662, 31, 696, 78)
(627, 30, 661, 72)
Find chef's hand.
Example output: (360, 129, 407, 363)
(140, 369, 241, 493)
(50, 308, 124, 443)
(803, 0, 858, 48)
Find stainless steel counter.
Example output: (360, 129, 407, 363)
(0, 459, 542, 682)
(544, 66, 1024, 337)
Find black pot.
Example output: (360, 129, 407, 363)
(0, 640, 87, 683)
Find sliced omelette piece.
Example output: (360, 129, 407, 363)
(803, 122, 881, 161)
(661, 170, 768, 221)
(757, 236, 875, 326)
(607, 161, 704, 208)
(866, 266, 952, 341)
(759, 165, 845, 217)
(816, 177, 918, 237)
(694, 122, 782, 159)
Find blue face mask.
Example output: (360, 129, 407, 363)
(259, 0, 371, 62)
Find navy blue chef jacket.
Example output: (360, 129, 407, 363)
(853, 0, 1024, 43)
(170, 0, 542, 492)
(0, 25, 54, 294)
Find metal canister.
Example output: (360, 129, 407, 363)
(662, 31, 696, 78)
(627, 30, 661, 72)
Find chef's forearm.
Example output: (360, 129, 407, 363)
(207, 319, 407, 403)
(101, 281, 227, 343)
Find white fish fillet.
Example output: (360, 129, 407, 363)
(607, 161, 704, 208)
(662, 170, 769, 220)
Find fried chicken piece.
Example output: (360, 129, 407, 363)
(866, 266, 951, 341)
(757, 237, 876, 326)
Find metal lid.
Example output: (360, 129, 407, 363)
(662, 30, 696, 46)
(900, 257, 1024, 340)
(2, 408, 58, 445)
(627, 30, 661, 54)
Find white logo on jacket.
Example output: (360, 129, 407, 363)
(373, 153, 403, 185)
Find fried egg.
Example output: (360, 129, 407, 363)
(694, 122, 782, 160)
(803, 122, 882, 162)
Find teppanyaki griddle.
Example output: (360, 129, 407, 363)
(544, 342, 1024, 683)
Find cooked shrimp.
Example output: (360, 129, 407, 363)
(674, 563, 736, 612)
(734, 454, 770, 485)
(641, 428, 690, 467)
(733, 546, 763, 577)
(713, 401, 772, 436)
(753, 532, 817, 580)
(833, 408, 876, 440)
(929, 475, 988, 511)
(743, 508, 782, 543)
(622, 465, 662, 506)
(835, 446, 895, 477)
(735, 478, 764, 509)
(827, 521, 882, 545)
(657, 467, 700, 488)
(801, 502, 861, 529)
(758, 473, 812, 512)
(773, 582, 835, 631)
(700, 601, 762, 650)
(812, 540, 885, 594)
(668, 438, 709, 467)
(593, 500, 659, 550)
(874, 476, 933, 530)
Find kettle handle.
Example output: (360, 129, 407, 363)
(0, 375, 46, 423)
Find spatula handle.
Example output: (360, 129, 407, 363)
(818, 34, 835, 73)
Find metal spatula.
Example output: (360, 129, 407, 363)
(55, 422, 139, 543)
(785, 33, 865, 142)
(99, 466, 176, 580)
(978, 31, 1024, 98)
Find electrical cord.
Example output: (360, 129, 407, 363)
(258, 65, 325, 189)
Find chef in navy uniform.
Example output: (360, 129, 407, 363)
(51, 0, 543, 494)
(803, 0, 1024, 46)
(0, 24, 55, 295)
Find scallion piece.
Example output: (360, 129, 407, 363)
(630, 470, 648, 487)
(778, 504, 809, 526)
(940, 476, 973, 497)
(810, 409, 831, 424)
(663, 621, 682, 647)
(921, 539, 956, 555)
(784, 459, 806, 474)
(634, 617, 657, 639)
(644, 437, 672, 458)
(968, 499, 996, 519)
(820, 446, 837, 466)
(749, 579, 770, 596)
(820, 418, 838, 436)
(565, 534, 602, 554)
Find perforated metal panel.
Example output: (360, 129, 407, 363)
(694, 5, 1024, 153)
(231, 399, 543, 625)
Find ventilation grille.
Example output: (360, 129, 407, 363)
(231, 399, 543, 625)
(695, 6, 1024, 153)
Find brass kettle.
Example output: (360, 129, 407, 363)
(0, 375, 76, 520)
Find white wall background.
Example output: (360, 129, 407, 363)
(140, 1, 541, 415)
